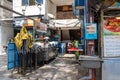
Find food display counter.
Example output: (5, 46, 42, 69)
(32, 39, 58, 62)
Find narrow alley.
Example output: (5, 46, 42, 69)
(0, 53, 85, 80)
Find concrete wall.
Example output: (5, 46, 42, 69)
(0, 0, 12, 19)
(13, 0, 46, 17)
(0, 0, 13, 54)
(0, 22, 13, 53)
(45, 0, 56, 19)
(3, 0, 12, 18)
(0, 1, 3, 19)
(0, 24, 2, 54)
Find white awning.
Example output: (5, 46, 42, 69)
(49, 19, 82, 30)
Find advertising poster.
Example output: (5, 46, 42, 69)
(104, 18, 120, 57)
(85, 23, 97, 39)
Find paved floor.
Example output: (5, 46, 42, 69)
(0, 53, 13, 80)
(0, 53, 86, 80)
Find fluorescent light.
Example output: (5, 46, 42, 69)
(116, 17, 120, 19)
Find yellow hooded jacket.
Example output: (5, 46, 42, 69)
(14, 26, 33, 50)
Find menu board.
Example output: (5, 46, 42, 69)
(104, 18, 120, 57)
(104, 35, 120, 57)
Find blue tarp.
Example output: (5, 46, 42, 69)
(7, 43, 19, 70)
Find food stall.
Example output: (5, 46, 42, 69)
(7, 16, 58, 75)
(32, 22, 58, 62)
(101, 3, 120, 80)
(78, 0, 120, 80)
(49, 19, 84, 56)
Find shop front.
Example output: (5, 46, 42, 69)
(7, 16, 59, 74)
(78, 0, 120, 80)
(101, 2, 120, 80)
(49, 19, 84, 56)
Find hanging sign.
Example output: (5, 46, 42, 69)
(85, 23, 97, 39)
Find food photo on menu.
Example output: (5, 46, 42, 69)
(104, 17, 120, 33)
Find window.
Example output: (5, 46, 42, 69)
(29, 0, 35, 5)
(22, 0, 28, 6)
(36, 0, 43, 5)
(22, 0, 35, 6)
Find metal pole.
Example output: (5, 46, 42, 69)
(83, 0, 87, 55)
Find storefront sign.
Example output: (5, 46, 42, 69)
(23, 18, 40, 27)
(14, 19, 25, 27)
(14, 18, 40, 27)
(85, 23, 97, 39)
(36, 22, 47, 33)
(103, 18, 120, 57)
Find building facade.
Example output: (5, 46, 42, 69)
(12, 0, 81, 41)
(0, 0, 13, 54)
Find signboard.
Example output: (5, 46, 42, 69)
(23, 18, 40, 27)
(15, 19, 25, 27)
(36, 22, 47, 33)
(85, 23, 97, 39)
(14, 18, 40, 27)
(103, 18, 120, 57)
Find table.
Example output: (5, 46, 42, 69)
(68, 48, 83, 60)
(68, 48, 83, 52)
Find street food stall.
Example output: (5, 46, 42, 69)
(49, 19, 84, 56)
(77, 0, 120, 80)
(101, 2, 120, 80)
(7, 17, 58, 75)
(33, 22, 58, 62)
